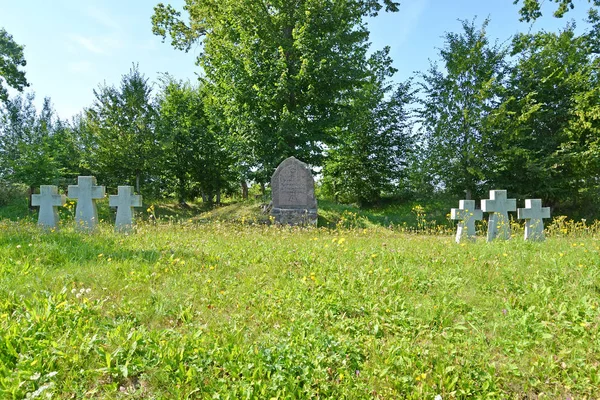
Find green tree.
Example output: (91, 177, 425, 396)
(0, 94, 61, 206)
(417, 19, 507, 199)
(323, 48, 413, 206)
(0, 28, 29, 103)
(84, 65, 157, 193)
(156, 77, 234, 204)
(152, 0, 400, 184)
(493, 18, 600, 212)
(514, 0, 600, 22)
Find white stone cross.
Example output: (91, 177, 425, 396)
(109, 186, 142, 231)
(481, 190, 516, 241)
(68, 176, 105, 231)
(31, 185, 66, 229)
(518, 199, 551, 241)
(451, 200, 483, 243)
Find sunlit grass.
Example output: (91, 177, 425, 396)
(1, 215, 599, 398)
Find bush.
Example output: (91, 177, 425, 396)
(0, 180, 29, 206)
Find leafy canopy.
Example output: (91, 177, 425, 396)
(0, 28, 29, 103)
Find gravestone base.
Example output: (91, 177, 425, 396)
(271, 208, 317, 226)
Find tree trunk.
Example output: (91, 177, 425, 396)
(135, 173, 141, 194)
(260, 182, 266, 197)
(465, 189, 472, 200)
(241, 180, 248, 200)
(177, 176, 186, 204)
(28, 185, 34, 211)
(216, 190, 221, 206)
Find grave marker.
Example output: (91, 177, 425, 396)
(109, 186, 142, 231)
(451, 200, 483, 243)
(31, 185, 66, 229)
(271, 156, 317, 225)
(518, 199, 551, 241)
(481, 190, 516, 241)
(68, 176, 105, 231)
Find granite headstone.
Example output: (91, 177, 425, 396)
(270, 157, 317, 225)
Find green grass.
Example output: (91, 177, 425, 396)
(1, 215, 599, 399)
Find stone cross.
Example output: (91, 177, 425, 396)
(68, 176, 105, 231)
(31, 185, 66, 229)
(109, 186, 142, 231)
(481, 190, 516, 241)
(451, 200, 483, 243)
(518, 199, 551, 241)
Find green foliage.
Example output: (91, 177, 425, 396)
(0, 94, 62, 189)
(1, 219, 600, 397)
(152, 0, 400, 182)
(322, 49, 414, 206)
(0, 28, 29, 103)
(156, 77, 235, 204)
(417, 19, 507, 199)
(0, 180, 28, 207)
(491, 21, 599, 213)
(514, 0, 600, 22)
(83, 65, 158, 194)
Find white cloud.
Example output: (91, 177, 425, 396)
(85, 5, 121, 31)
(71, 34, 105, 54)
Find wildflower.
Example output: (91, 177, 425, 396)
(503, 253, 508, 257)
(16, 245, 21, 249)
(371, 254, 377, 258)
(98, 253, 103, 258)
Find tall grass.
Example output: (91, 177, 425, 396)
(1, 215, 599, 398)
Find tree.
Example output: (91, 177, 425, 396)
(514, 0, 600, 22)
(492, 16, 600, 213)
(0, 28, 29, 103)
(0, 94, 61, 207)
(84, 65, 157, 193)
(417, 19, 507, 199)
(323, 48, 413, 206)
(152, 0, 400, 184)
(156, 77, 234, 204)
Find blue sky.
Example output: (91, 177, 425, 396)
(0, 0, 592, 120)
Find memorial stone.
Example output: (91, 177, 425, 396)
(518, 199, 551, 241)
(109, 186, 142, 231)
(270, 156, 317, 225)
(31, 185, 66, 229)
(451, 199, 483, 243)
(481, 190, 516, 241)
(68, 176, 105, 231)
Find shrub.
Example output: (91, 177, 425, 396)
(0, 180, 28, 206)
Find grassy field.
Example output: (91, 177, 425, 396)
(1, 201, 600, 399)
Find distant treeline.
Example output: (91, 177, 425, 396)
(0, 1, 599, 218)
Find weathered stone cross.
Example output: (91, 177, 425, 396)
(68, 176, 105, 231)
(31, 185, 66, 229)
(518, 199, 551, 241)
(451, 199, 483, 243)
(481, 190, 516, 241)
(109, 186, 142, 231)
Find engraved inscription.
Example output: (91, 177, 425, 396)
(278, 164, 307, 207)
